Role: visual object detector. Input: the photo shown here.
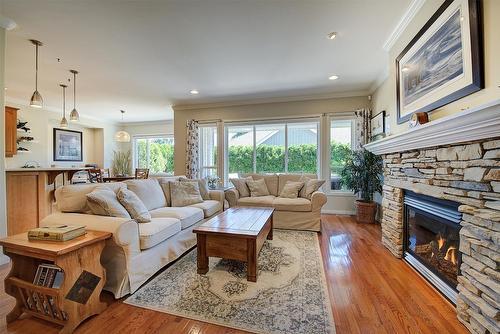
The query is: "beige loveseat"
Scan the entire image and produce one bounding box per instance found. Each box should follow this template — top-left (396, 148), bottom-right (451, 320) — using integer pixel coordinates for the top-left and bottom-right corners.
top-left (40, 176), bottom-right (224, 298)
top-left (225, 173), bottom-right (327, 232)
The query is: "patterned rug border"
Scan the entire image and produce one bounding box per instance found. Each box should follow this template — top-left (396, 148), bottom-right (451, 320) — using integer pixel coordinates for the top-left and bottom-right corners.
top-left (124, 229), bottom-right (335, 334)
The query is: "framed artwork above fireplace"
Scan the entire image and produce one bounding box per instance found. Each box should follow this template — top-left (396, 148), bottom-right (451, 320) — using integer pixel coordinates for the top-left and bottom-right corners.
top-left (396, 0), bottom-right (483, 124)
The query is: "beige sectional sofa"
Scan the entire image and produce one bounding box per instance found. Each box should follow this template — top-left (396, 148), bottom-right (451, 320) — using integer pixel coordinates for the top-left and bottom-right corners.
top-left (40, 176), bottom-right (224, 298)
top-left (225, 173), bottom-right (327, 232)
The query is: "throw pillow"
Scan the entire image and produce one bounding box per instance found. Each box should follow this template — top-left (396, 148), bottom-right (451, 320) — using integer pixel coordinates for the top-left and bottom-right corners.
top-left (230, 176), bottom-right (253, 197)
top-left (86, 187), bottom-right (131, 218)
top-left (116, 187), bottom-right (151, 223)
top-left (247, 178), bottom-right (270, 197)
top-left (180, 177), bottom-right (210, 200)
top-left (299, 176), bottom-right (326, 199)
top-left (125, 179), bottom-right (167, 211)
top-left (279, 181), bottom-right (304, 199)
top-left (170, 181), bottom-right (203, 207)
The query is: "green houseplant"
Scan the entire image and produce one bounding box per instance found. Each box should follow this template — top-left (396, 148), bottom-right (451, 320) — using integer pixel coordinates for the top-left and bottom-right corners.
top-left (340, 148), bottom-right (383, 223)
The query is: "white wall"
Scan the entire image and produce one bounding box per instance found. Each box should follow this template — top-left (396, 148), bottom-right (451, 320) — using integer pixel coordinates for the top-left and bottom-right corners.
top-left (5, 101), bottom-right (119, 169)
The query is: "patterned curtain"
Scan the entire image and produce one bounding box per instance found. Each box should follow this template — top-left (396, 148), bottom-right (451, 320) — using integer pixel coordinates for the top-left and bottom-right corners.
top-left (354, 108), bottom-right (371, 150)
top-left (185, 120), bottom-right (199, 178)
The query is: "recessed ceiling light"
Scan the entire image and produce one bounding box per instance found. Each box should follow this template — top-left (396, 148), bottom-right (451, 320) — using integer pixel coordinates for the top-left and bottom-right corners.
top-left (190, 89), bottom-right (199, 95)
top-left (327, 32), bottom-right (337, 40)
top-left (328, 75), bottom-right (339, 81)
top-left (401, 66), bottom-right (410, 72)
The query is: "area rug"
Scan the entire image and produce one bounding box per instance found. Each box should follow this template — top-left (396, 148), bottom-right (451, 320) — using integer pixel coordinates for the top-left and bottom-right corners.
top-left (125, 229), bottom-right (335, 334)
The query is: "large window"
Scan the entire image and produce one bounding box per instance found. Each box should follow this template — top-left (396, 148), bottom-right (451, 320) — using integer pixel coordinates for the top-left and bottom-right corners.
top-left (225, 120), bottom-right (319, 180)
top-left (133, 135), bottom-right (174, 175)
top-left (329, 119), bottom-right (354, 191)
top-left (199, 125), bottom-right (218, 178)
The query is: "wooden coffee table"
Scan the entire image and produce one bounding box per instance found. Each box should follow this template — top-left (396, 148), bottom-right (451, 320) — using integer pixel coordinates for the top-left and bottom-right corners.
top-left (193, 206), bottom-right (274, 282)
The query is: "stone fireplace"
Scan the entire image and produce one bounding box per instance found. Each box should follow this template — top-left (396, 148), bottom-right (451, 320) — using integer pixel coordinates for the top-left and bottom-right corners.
top-left (365, 102), bottom-right (500, 334)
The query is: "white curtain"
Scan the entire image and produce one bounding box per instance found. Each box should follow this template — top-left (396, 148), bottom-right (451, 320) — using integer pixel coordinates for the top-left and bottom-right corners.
top-left (185, 120), bottom-right (199, 178)
top-left (354, 108), bottom-right (371, 150)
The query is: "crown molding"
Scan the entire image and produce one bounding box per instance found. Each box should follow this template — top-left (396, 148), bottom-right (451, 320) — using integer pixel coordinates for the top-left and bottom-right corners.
top-left (0, 16), bottom-right (16, 30)
top-left (383, 0), bottom-right (426, 52)
top-left (364, 99), bottom-right (500, 155)
top-left (173, 90), bottom-right (370, 111)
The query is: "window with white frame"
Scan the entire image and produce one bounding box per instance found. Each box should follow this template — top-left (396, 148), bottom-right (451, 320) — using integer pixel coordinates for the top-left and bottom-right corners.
top-left (329, 119), bottom-right (354, 191)
top-left (133, 135), bottom-right (174, 175)
top-left (225, 120), bottom-right (319, 180)
top-left (199, 125), bottom-right (218, 179)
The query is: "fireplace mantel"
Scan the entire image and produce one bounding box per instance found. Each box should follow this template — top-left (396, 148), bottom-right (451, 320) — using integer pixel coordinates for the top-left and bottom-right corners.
top-left (364, 99), bottom-right (500, 155)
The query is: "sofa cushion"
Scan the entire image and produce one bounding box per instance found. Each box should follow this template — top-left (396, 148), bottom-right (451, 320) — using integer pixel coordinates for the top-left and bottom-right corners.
top-left (86, 187), bottom-right (131, 218)
top-left (230, 176), bottom-right (253, 198)
top-left (125, 179), bottom-right (167, 211)
top-left (247, 179), bottom-right (270, 197)
top-left (278, 173), bottom-right (316, 194)
top-left (156, 176), bottom-right (182, 206)
top-left (273, 197), bottom-right (312, 212)
top-left (117, 188), bottom-right (151, 223)
top-left (170, 181), bottom-right (203, 207)
top-left (56, 182), bottom-right (126, 213)
top-left (299, 176), bottom-right (326, 199)
top-left (149, 206), bottom-right (204, 229)
top-left (237, 195), bottom-right (275, 207)
top-left (138, 218), bottom-right (181, 250)
top-left (279, 181), bottom-right (304, 199)
top-left (242, 173), bottom-right (279, 196)
top-left (189, 200), bottom-right (222, 218)
top-left (180, 177), bottom-right (210, 200)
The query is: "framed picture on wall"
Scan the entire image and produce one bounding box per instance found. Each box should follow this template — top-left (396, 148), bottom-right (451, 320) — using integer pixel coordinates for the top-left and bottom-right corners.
top-left (396, 0), bottom-right (483, 124)
top-left (53, 128), bottom-right (83, 161)
top-left (371, 110), bottom-right (386, 140)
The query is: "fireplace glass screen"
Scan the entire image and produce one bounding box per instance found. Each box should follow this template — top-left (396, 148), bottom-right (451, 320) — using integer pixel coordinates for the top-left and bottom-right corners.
top-left (406, 207), bottom-right (461, 288)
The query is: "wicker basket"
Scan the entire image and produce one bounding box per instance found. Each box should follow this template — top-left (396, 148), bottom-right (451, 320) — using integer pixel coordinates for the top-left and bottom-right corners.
top-left (355, 200), bottom-right (377, 224)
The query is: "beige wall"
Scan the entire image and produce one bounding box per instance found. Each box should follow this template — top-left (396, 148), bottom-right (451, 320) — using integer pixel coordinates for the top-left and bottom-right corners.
top-left (372, 0), bottom-right (500, 135)
top-left (4, 102), bottom-right (119, 169)
top-left (0, 26), bottom-right (7, 264)
top-left (174, 95), bottom-right (370, 213)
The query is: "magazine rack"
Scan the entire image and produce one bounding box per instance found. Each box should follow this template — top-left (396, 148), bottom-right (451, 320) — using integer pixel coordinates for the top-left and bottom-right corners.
top-left (0, 230), bottom-right (111, 334)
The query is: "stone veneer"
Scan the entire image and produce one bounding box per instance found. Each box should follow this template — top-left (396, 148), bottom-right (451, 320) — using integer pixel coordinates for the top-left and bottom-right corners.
top-left (380, 137), bottom-right (500, 334)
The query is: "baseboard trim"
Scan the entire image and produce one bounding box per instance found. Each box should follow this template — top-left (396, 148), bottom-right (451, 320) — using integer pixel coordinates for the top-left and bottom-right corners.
top-left (321, 209), bottom-right (355, 215)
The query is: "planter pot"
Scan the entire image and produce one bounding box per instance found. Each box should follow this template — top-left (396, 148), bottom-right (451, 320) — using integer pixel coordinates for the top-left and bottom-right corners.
top-left (355, 200), bottom-right (377, 224)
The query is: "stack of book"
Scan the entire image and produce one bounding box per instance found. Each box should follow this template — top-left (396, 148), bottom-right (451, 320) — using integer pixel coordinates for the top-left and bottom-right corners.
top-left (28, 225), bottom-right (86, 242)
top-left (31, 264), bottom-right (67, 320)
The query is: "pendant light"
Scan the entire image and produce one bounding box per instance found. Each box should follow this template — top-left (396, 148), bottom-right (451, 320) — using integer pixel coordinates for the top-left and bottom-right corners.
top-left (59, 84), bottom-right (68, 128)
top-left (114, 110), bottom-right (131, 142)
top-left (29, 39), bottom-right (43, 108)
top-left (69, 70), bottom-right (80, 121)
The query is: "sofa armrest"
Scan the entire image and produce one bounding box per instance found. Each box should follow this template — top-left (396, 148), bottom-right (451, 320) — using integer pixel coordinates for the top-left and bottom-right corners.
top-left (310, 191), bottom-right (327, 211)
top-left (208, 190), bottom-right (225, 206)
top-left (225, 188), bottom-right (240, 207)
top-left (40, 213), bottom-right (140, 257)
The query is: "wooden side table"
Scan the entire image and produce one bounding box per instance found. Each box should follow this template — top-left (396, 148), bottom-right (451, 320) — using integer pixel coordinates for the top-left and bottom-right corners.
top-left (0, 230), bottom-right (111, 334)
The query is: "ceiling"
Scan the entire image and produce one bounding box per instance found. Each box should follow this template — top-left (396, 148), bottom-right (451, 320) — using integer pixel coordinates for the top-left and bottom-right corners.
top-left (2, 0), bottom-right (413, 122)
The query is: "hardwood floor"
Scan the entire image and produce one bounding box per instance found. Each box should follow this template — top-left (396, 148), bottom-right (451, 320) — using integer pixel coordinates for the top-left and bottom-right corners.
top-left (0, 215), bottom-right (467, 334)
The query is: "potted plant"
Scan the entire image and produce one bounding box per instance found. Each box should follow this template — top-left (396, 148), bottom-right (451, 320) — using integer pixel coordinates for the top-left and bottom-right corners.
top-left (112, 150), bottom-right (131, 177)
top-left (340, 149), bottom-right (383, 223)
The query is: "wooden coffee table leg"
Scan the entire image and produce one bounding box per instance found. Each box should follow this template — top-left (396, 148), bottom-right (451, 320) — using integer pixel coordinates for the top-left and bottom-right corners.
top-left (247, 239), bottom-right (257, 282)
top-left (267, 215), bottom-right (273, 240)
top-left (197, 234), bottom-right (209, 274)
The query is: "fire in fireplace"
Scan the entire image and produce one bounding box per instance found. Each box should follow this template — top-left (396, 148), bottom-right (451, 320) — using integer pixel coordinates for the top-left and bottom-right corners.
top-left (403, 190), bottom-right (462, 304)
